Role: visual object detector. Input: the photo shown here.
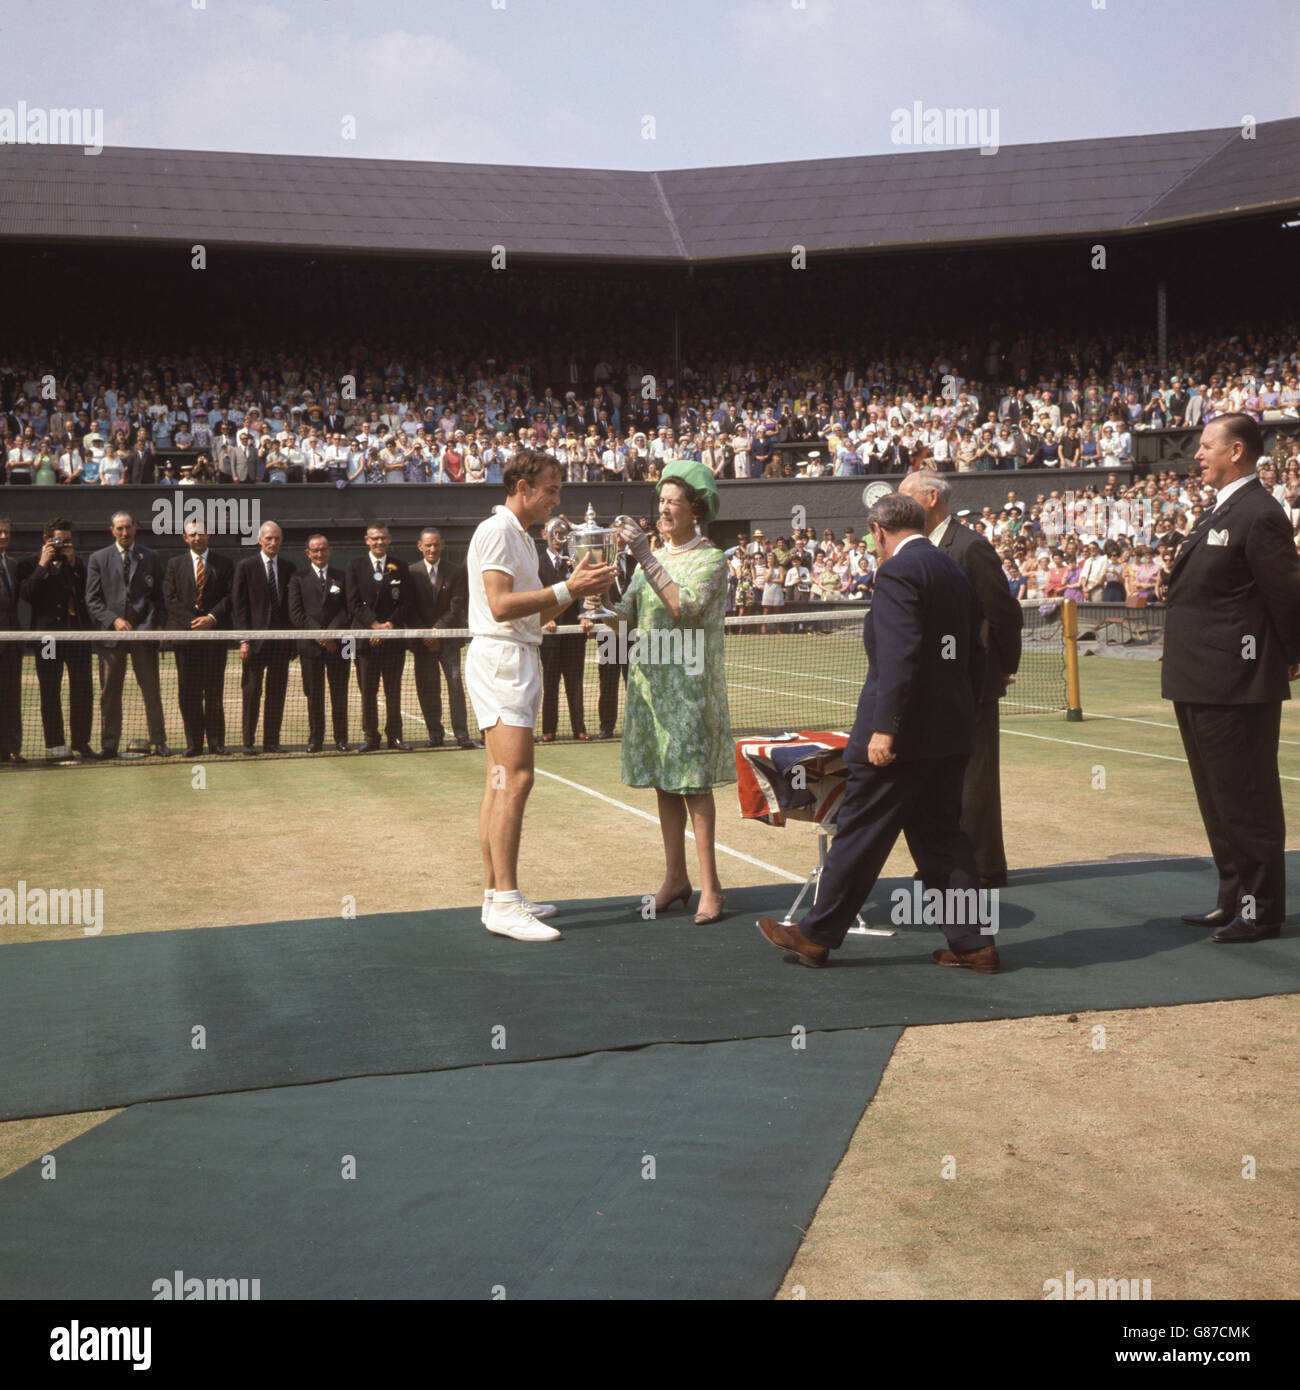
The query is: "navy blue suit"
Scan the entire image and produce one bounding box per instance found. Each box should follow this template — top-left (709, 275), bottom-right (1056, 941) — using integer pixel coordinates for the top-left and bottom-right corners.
top-left (800, 535), bottom-right (986, 951)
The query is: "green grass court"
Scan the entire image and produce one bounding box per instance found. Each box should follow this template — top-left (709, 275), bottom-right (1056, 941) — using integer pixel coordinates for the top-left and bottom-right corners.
top-left (4, 655), bottom-right (1300, 943)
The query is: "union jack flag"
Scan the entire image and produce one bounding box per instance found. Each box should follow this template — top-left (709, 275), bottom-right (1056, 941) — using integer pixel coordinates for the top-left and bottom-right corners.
top-left (735, 730), bottom-right (851, 828)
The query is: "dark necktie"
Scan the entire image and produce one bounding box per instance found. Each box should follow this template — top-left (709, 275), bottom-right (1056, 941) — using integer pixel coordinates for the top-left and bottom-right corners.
top-left (195, 554), bottom-right (205, 609)
top-left (319, 568), bottom-right (328, 593)
top-left (0, 559), bottom-right (10, 599)
top-left (267, 561), bottom-right (277, 602)
top-left (121, 548), bottom-right (131, 587)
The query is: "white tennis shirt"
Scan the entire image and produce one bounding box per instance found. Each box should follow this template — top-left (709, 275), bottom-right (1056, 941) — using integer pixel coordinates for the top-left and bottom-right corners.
top-left (467, 504), bottom-right (544, 645)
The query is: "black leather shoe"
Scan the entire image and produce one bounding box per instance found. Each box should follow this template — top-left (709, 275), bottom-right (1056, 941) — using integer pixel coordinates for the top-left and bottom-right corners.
top-left (457, 737), bottom-right (482, 750)
top-left (209, 744), bottom-right (230, 756)
top-left (306, 741), bottom-right (322, 753)
top-left (99, 749), bottom-right (119, 760)
top-left (387, 737), bottom-right (411, 751)
top-left (241, 745), bottom-right (259, 756)
top-left (359, 738), bottom-right (380, 752)
top-left (73, 743), bottom-right (96, 759)
top-left (335, 740), bottom-right (352, 752)
top-left (1210, 917), bottom-right (1282, 944)
top-left (1181, 907), bottom-right (1234, 928)
top-left (181, 746), bottom-right (202, 759)
top-left (428, 736), bottom-right (445, 748)
top-left (151, 743), bottom-right (172, 757)
top-left (263, 744), bottom-right (288, 754)
top-left (2, 752), bottom-right (26, 764)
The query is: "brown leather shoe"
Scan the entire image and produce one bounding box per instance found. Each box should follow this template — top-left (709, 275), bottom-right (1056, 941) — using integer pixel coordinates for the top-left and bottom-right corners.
top-left (757, 916), bottom-right (829, 968)
top-left (932, 944), bottom-right (1000, 974)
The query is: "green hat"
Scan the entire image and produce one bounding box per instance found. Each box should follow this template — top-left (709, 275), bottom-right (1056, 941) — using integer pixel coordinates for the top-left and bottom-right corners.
top-left (657, 458), bottom-right (719, 523)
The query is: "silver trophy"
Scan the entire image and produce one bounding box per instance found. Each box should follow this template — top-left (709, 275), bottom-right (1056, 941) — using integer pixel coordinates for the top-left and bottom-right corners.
top-left (544, 504), bottom-right (631, 621)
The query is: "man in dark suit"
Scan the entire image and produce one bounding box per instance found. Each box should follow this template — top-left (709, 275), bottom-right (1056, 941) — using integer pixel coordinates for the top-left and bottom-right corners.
top-left (126, 445), bottom-right (156, 486)
top-left (163, 519), bottom-right (234, 757)
top-left (20, 517), bottom-right (95, 760)
top-left (885, 434), bottom-right (911, 473)
top-left (538, 537), bottom-right (589, 741)
top-left (901, 471), bottom-right (1023, 886)
top-left (758, 492), bottom-right (996, 972)
top-left (1164, 414), bottom-right (1300, 943)
top-left (405, 527), bottom-right (476, 749)
top-left (232, 520), bottom-right (297, 753)
top-left (85, 511), bottom-right (170, 758)
top-left (288, 533), bottom-right (352, 752)
top-left (0, 516), bottom-right (24, 762)
top-left (346, 522), bottom-right (410, 751)
top-left (596, 542), bottom-right (636, 738)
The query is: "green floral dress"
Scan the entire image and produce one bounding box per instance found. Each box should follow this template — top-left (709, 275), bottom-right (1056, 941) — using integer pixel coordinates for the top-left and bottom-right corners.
top-left (613, 543), bottom-right (735, 795)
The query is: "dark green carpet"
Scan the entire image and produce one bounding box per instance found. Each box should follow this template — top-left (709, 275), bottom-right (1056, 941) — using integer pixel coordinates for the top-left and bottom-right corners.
top-left (3, 856), bottom-right (1298, 1121)
top-left (0, 1030), bottom-right (898, 1300)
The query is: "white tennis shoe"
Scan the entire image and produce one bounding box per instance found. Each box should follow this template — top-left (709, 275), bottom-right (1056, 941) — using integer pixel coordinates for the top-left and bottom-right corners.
top-left (485, 901), bottom-right (562, 942)
top-left (481, 891), bottom-right (558, 925)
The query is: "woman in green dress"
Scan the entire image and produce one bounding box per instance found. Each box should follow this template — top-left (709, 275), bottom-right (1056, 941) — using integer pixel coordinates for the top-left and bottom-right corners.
top-left (604, 460), bottom-right (734, 924)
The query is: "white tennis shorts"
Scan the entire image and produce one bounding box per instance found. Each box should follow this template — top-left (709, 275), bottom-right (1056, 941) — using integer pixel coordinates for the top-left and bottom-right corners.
top-left (465, 636), bottom-right (542, 731)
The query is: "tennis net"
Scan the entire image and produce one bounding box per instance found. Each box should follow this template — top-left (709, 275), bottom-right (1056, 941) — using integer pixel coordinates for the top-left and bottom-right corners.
top-left (0, 602), bottom-right (1073, 763)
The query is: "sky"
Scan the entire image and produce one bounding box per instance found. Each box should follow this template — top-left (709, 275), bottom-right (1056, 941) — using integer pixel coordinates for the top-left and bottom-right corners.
top-left (0, 0), bottom-right (1296, 169)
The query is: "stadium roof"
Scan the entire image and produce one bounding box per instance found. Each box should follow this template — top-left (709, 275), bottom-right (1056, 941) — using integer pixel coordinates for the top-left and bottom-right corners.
top-left (1, 117), bottom-right (1297, 265)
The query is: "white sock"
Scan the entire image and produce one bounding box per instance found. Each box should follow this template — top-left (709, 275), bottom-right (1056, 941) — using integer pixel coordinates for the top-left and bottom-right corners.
top-left (494, 889), bottom-right (522, 909)
top-left (483, 889), bottom-right (495, 905)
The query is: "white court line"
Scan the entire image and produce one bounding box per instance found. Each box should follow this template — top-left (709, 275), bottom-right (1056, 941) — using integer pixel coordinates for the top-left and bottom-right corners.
top-left (1087, 711), bottom-right (1300, 748)
top-left (534, 768), bottom-right (804, 883)
top-left (395, 695), bottom-right (804, 879)
top-left (728, 681), bottom-right (858, 707)
top-left (1002, 727), bottom-right (1300, 783)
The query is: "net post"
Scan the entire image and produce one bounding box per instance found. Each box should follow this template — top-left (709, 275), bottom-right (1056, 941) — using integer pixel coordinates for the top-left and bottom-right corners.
top-left (1062, 599), bottom-right (1083, 721)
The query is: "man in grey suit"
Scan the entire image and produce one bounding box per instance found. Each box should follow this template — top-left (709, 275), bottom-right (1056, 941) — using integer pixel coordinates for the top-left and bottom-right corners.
top-left (234, 431), bottom-right (260, 484)
top-left (85, 511), bottom-right (170, 758)
top-left (0, 516), bottom-right (25, 762)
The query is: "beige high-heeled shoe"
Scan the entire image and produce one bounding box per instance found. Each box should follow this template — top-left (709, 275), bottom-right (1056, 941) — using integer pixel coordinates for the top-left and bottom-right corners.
top-left (694, 894), bottom-right (726, 925)
top-left (646, 884), bottom-right (692, 914)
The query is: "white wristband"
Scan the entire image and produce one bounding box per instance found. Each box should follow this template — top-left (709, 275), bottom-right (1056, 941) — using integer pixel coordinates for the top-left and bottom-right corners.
top-left (552, 582), bottom-right (572, 607)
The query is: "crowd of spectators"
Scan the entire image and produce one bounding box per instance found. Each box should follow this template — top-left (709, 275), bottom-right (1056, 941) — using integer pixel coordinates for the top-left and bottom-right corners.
top-left (3, 324), bottom-right (1298, 486)
top-left (716, 450), bottom-right (1300, 621)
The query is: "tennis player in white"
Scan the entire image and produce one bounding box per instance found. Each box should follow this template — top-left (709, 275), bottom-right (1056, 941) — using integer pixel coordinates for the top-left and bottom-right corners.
top-left (466, 449), bottom-right (615, 941)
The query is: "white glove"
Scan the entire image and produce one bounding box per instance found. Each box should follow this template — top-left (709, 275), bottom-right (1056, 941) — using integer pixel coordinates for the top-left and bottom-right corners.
top-left (617, 519), bottom-right (672, 598)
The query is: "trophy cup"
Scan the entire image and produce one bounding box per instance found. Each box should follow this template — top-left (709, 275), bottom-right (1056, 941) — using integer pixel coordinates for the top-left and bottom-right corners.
top-left (543, 504), bottom-right (631, 622)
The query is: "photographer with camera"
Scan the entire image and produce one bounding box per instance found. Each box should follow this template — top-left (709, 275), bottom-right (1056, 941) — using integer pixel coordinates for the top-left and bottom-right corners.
top-left (20, 517), bottom-right (96, 760)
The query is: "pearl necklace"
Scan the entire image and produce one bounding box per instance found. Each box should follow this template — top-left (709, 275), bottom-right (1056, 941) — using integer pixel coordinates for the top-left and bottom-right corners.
top-left (664, 534), bottom-right (705, 556)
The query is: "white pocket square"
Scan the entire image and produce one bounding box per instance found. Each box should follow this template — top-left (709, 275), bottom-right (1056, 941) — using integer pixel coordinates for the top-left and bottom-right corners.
top-left (1208, 529), bottom-right (1229, 546)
